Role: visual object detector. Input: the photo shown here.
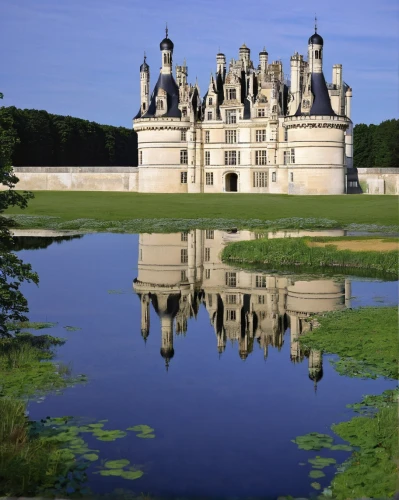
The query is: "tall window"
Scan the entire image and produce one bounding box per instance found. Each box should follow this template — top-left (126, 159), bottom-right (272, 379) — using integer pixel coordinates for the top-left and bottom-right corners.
top-left (206, 230), bottom-right (214, 239)
top-left (157, 100), bottom-right (164, 110)
top-left (255, 150), bottom-right (267, 165)
top-left (272, 105), bottom-right (277, 113)
top-left (226, 294), bottom-right (237, 304)
top-left (284, 128), bottom-right (288, 141)
top-left (255, 275), bottom-right (267, 288)
top-left (180, 150), bottom-right (188, 164)
top-left (209, 97), bottom-right (213, 105)
top-left (225, 272), bottom-right (237, 287)
top-left (291, 148), bottom-right (295, 164)
top-left (206, 172), bottom-right (214, 185)
top-left (181, 270), bottom-right (187, 281)
top-left (139, 150), bottom-right (142, 165)
top-left (226, 310), bottom-right (236, 321)
top-left (208, 293), bottom-right (213, 306)
top-left (283, 151), bottom-right (289, 165)
top-left (205, 131), bottom-right (210, 143)
top-left (256, 130), bottom-right (266, 142)
top-left (258, 295), bottom-right (265, 304)
top-left (290, 172), bottom-right (294, 182)
top-left (257, 108), bottom-right (265, 117)
top-left (181, 249), bottom-right (188, 263)
top-left (182, 107), bottom-right (187, 117)
top-left (207, 111), bottom-right (212, 120)
top-left (205, 269), bottom-right (211, 279)
top-left (253, 171), bottom-right (267, 187)
top-left (226, 110), bottom-right (237, 124)
top-left (181, 172), bottom-right (187, 184)
top-left (181, 130), bottom-right (187, 141)
top-left (181, 232), bottom-right (188, 241)
top-left (225, 151), bottom-right (238, 165)
top-left (205, 151), bottom-right (210, 166)
top-left (205, 248), bottom-right (211, 262)
top-left (225, 130), bottom-right (237, 143)
top-left (227, 89), bottom-right (236, 100)
top-left (272, 172), bottom-right (276, 182)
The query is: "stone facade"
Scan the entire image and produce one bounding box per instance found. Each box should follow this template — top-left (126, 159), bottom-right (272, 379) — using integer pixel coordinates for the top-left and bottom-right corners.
top-left (133, 25), bottom-right (353, 195)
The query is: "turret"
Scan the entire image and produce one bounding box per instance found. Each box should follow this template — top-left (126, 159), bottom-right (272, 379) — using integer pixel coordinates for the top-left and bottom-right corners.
top-left (239, 43), bottom-right (250, 69)
top-left (160, 26), bottom-right (174, 75)
top-left (216, 52), bottom-right (226, 78)
top-left (259, 47), bottom-right (268, 74)
top-left (140, 53), bottom-right (150, 115)
top-left (176, 59), bottom-right (188, 87)
top-left (308, 21), bottom-right (323, 74)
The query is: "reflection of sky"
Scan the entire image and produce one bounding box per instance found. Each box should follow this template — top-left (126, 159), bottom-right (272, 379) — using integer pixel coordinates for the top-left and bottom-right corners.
top-left (17, 234), bottom-right (397, 498)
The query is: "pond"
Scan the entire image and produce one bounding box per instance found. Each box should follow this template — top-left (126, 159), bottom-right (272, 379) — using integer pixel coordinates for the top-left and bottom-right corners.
top-left (15, 230), bottom-right (398, 499)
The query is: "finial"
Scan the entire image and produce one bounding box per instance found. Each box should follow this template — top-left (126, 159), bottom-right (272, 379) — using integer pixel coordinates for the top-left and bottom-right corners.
top-left (314, 14), bottom-right (318, 33)
top-left (165, 22), bottom-right (168, 38)
top-left (144, 51), bottom-right (146, 62)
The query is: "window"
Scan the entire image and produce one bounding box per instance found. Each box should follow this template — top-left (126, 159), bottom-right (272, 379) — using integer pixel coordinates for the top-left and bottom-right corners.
top-left (284, 129), bottom-right (288, 141)
top-left (140, 249), bottom-right (142, 261)
top-left (291, 148), bottom-right (295, 164)
top-left (206, 172), bottom-right (214, 185)
top-left (226, 294), bottom-right (237, 304)
top-left (256, 130), bottom-right (266, 142)
top-left (272, 172), bottom-right (276, 182)
top-left (209, 97), bottom-right (213, 105)
top-left (225, 151), bottom-right (237, 165)
top-left (258, 295), bottom-right (265, 304)
top-left (205, 131), bottom-right (210, 143)
top-left (349, 181), bottom-right (358, 187)
top-left (255, 275), bottom-right (267, 288)
top-left (139, 150), bottom-right (142, 165)
top-left (157, 100), bottom-right (164, 110)
top-left (227, 88), bottom-right (236, 100)
top-left (205, 269), bottom-right (211, 279)
top-left (181, 249), bottom-right (188, 263)
top-left (283, 151), bottom-right (289, 165)
top-left (226, 110), bottom-right (236, 124)
top-left (290, 172), bottom-right (294, 182)
top-left (181, 270), bottom-right (187, 281)
top-left (206, 230), bottom-right (214, 239)
top-left (257, 108), bottom-right (265, 117)
top-left (226, 310), bottom-right (236, 321)
top-left (225, 130), bottom-right (237, 143)
top-left (255, 150), bottom-right (267, 165)
top-left (205, 247), bottom-right (211, 262)
top-left (181, 130), bottom-right (187, 141)
top-left (180, 150), bottom-right (188, 164)
top-left (142, 103), bottom-right (146, 111)
top-left (208, 293), bottom-right (213, 307)
top-left (205, 151), bottom-right (210, 166)
top-left (272, 105), bottom-right (277, 113)
top-left (253, 171), bottom-right (267, 187)
top-left (225, 272), bottom-right (237, 287)
top-left (207, 111), bottom-right (212, 120)
top-left (181, 172), bottom-right (187, 184)
top-left (182, 107), bottom-right (187, 117)
top-left (181, 232), bottom-right (188, 241)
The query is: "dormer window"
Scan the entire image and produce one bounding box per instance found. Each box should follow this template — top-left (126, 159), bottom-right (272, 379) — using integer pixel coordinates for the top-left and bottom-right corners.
top-left (157, 100), bottom-right (164, 110)
top-left (227, 89), bottom-right (237, 100)
top-left (182, 107), bottom-right (187, 117)
top-left (257, 108), bottom-right (265, 117)
top-left (209, 97), bottom-right (213, 105)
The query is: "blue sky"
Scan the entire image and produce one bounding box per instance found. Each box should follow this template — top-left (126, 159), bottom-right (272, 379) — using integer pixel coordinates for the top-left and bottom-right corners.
top-left (1, 0), bottom-right (397, 127)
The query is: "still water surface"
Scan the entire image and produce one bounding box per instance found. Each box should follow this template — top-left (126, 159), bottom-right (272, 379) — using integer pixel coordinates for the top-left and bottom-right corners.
top-left (16, 232), bottom-right (398, 499)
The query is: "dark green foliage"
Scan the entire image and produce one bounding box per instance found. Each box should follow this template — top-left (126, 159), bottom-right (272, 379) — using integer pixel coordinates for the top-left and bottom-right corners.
top-left (0, 106), bottom-right (138, 166)
top-left (354, 119), bottom-right (399, 169)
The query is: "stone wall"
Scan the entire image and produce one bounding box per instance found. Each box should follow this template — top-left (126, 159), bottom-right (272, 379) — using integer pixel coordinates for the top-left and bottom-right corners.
top-left (3, 167), bottom-right (139, 192)
top-left (356, 168), bottom-right (399, 195)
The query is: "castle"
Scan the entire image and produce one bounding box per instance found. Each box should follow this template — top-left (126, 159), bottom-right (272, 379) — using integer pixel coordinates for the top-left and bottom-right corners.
top-left (133, 23), bottom-right (353, 195)
top-left (133, 229), bottom-right (353, 388)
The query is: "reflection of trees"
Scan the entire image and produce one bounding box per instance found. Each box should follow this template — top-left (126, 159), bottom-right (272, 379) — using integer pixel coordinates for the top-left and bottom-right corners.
top-left (12, 235), bottom-right (83, 251)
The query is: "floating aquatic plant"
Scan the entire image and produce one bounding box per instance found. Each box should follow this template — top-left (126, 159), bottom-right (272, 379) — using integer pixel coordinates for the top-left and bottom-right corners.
top-left (311, 482), bottom-right (321, 490)
top-left (104, 459), bottom-right (130, 469)
top-left (291, 432), bottom-right (333, 451)
top-left (309, 470), bottom-right (325, 479)
top-left (308, 456), bottom-right (337, 468)
top-left (63, 325), bottom-right (82, 332)
top-left (127, 424), bottom-right (156, 439)
top-left (92, 429), bottom-right (127, 442)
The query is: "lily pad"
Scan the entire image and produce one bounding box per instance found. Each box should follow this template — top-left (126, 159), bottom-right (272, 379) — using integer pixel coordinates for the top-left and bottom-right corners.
top-left (291, 432), bottom-right (334, 451)
top-left (308, 456), bottom-right (337, 468)
top-left (92, 430), bottom-right (127, 442)
top-left (311, 482), bottom-right (321, 490)
top-left (95, 469), bottom-right (125, 477)
top-left (104, 459), bottom-right (130, 469)
top-left (127, 425), bottom-right (154, 434)
top-left (83, 453), bottom-right (99, 462)
top-left (88, 423), bottom-right (104, 429)
top-left (121, 470), bottom-right (144, 480)
top-left (330, 444), bottom-right (353, 451)
top-left (136, 433), bottom-right (155, 439)
top-left (309, 470), bottom-right (325, 479)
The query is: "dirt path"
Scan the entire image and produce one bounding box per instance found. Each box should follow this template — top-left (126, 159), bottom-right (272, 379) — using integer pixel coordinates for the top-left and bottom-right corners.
top-left (308, 239), bottom-right (399, 252)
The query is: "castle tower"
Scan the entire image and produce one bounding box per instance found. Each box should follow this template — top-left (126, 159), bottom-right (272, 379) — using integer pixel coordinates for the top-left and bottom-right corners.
top-left (239, 43), bottom-right (251, 70)
top-left (140, 293), bottom-right (150, 342)
top-left (307, 22), bottom-right (323, 74)
top-left (176, 59), bottom-right (188, 87)
top-left (288, 52), bottom-right (303, 116)
top-left (140, 53), bottom-right (150, 116)
top-left (216, 52), bottom-right (226, 78)
top-left (259, 48), bottom-right (268, 74)
top-left (160, 26), bottom-right (174, 75)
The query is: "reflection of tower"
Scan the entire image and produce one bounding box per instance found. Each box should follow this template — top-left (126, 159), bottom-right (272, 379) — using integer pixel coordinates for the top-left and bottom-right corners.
top-left (160, 315), bottom-right (174, 371)
top-left (308, 350), bottom-right (323, 392)
top-left (140, 294), bottom-right (150, 342)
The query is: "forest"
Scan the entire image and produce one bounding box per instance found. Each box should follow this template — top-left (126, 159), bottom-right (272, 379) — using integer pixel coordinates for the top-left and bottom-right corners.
top-left (1, 107), bottom-right (397, 170)
top-left (0, 106), bottom-right (138, 167)
top-left (353, 119), bottom-right (398, 169)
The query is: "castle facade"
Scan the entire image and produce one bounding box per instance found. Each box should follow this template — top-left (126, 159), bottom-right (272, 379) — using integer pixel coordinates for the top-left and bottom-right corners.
top-left (133, 25), bottom-right (353, 195)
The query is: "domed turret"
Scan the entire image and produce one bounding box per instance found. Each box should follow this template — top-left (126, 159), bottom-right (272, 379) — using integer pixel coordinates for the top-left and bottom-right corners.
top-left (160, 37), bottom-right (174, 51)
top-left (308, 32), bottom-right (324, 46)
top-left (140, 54), bottom-right (149, 72)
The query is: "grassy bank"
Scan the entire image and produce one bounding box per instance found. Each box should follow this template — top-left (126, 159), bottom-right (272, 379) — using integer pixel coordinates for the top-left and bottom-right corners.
top-left (294, 307), bottom-right (398, 499)
top-left (221, 236), bottom-right (399, 277)
top-left (4, 192), bottom-right (399, 231)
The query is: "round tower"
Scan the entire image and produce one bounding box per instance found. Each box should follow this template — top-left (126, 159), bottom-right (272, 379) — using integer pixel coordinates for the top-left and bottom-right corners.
top-left (308, 29), bottom-right (323, 74)
top-left (140, 53), bottom-right (150, 115)
top-left (239, 43), bottom-right (250, 69)
top-left (259, 47), bottom-right (268, 74)
top-left (216, 52), bottom-right (226, 77)
top-left (160, 26), bottom-right (174, 75)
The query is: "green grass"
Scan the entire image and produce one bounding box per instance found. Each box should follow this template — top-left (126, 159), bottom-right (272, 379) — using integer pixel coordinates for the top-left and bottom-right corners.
top-left (4, 192), bottom-right (399, 230)
top-left (221, 236), bottom-right (398, 277)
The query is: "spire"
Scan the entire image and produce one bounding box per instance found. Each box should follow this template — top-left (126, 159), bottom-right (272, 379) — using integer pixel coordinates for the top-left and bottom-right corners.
top-left (314, 14), bottom-right (318, 33)
top-left (165, 22), bottom-right (168, 39)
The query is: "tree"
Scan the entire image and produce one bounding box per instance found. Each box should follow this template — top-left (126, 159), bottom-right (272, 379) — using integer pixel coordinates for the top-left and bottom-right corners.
top-left (0, 96), bottom-right (38, 337)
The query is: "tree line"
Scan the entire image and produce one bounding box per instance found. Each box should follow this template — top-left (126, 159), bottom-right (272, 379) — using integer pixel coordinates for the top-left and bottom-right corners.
top-left (0, 106), bottom-right (138, 167)
top-left (353, 119), bottom-right (398, 169)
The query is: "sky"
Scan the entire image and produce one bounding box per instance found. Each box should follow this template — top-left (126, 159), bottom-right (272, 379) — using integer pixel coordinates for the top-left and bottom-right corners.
top-left (1, 0), bottom-right (398, 128)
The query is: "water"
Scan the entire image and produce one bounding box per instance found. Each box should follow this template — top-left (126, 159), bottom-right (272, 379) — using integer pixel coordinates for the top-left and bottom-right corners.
top-left (15, 231), bottom-right (397, 499)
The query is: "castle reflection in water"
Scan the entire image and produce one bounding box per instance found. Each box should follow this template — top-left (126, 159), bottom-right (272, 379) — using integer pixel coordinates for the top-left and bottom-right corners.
top-left (133, 230), bottom-right (352, 389)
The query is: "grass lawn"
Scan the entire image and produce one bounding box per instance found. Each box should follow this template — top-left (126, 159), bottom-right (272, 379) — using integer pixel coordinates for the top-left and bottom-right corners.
top-left (5, 192), bottom-right (399, 227)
